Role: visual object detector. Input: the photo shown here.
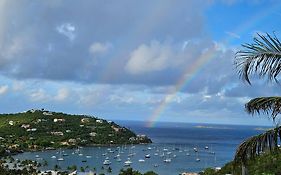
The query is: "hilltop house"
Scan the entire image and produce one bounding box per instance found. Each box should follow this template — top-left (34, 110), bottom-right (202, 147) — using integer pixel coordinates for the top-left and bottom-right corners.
top-left (89, 132), bottom-right (97, 137)
top-left (43, 111), bottom-right (53, 116)
top-left (51, 131), bottom-right (64, 136)
top-left (81, 118), bottom-right (90, 123)
top-left (53, 118), bottom-right (65, 122)
top-left (8, 121), bottom-right (14, 126)
top-left (27, 128), bottom-right (37, 132)
top-left (96, 119), bottom-right (103, 123)
top-left (21, 124), bottom-right (30, 129)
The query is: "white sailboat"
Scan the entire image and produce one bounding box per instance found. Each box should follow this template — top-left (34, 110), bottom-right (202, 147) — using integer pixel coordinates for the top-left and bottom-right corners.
top-left (196, 152), bottom-right (200, 162)
top-left (57, 149), bottom-right (64, 161)
top-left (103, 159), bottom-right (111, 165)
top-left (124, 158), bottom-right (132, 166)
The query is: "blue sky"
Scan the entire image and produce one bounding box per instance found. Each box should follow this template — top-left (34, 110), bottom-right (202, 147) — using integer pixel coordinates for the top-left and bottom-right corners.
top-left (0, 0), bottom-right (280, 126)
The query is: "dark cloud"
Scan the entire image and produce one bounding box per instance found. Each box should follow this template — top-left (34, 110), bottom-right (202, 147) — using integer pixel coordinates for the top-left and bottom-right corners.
top-left (0, 0), bottom-right (207, 85)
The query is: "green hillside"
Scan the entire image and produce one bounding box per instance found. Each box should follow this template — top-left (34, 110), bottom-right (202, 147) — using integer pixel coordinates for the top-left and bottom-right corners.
top-left (0, 109), bottom-right (151, 156)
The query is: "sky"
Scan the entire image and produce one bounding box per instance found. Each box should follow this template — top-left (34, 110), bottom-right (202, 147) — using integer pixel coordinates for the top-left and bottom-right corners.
top-left (0, 0), bottom-right (281, 126)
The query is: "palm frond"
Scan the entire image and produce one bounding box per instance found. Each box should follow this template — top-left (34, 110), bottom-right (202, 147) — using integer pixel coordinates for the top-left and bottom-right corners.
top-left (245, 97), bottom-right (281, 122)
top-left (234, 126), bottom-right (280, 165)
top-left (235, 33), bottom-right (281, 84)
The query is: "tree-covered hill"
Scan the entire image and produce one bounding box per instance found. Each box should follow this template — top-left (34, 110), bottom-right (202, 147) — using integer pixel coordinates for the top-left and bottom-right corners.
top-left (0, 109), bottom-right (151, 156)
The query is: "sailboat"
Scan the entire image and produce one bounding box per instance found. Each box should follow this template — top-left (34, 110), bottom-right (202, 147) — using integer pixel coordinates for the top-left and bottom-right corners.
top-left (57, 149), bottom-right (64, 161)
top-left (103, 159), bottom-right (111, 165)
top-left (124, 158), bottom-right (132, 166)
top-left (103, 157), bottom-right (111, 165)
top-left (195, 152), bottom-right (200, 162)
top-left (209, 144), bottom-right (215, 154)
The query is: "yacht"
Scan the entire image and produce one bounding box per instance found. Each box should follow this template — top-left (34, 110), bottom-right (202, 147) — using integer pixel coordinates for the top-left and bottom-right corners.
top-left (163, 158), bottom-right (171, 163)
top-left (124, 158), bottom-right (132, 166)
top-left (57, 157), bottom-right (64, 161)
top-left (103, 159), bottom-right (111, 165)
top-left (193, 147), bottom-right (198, 152)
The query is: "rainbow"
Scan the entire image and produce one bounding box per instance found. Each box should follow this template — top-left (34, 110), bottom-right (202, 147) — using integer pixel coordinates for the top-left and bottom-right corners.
top-left (146, 46), bottom-right (220, 127)
top-left (145, 2), bottom-right (281, 127)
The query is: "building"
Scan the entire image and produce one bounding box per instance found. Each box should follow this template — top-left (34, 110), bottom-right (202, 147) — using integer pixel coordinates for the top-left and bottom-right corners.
top-left (96, 119), bottom-right (103, 123)
top-left (89, 132), bottom-right (97, 137)
top-left (81, 118), bottom-right (90, 123)
top-left (8, 121), bottom-right (14, 126)
top-left (53, 118), bottom-right (65, 122)
top-left (51, 131), bottom-right (64, 136)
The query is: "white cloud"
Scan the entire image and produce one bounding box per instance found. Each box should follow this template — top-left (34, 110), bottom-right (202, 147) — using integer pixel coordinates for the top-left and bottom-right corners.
top-left (126, 41), bottom-right (177, 74)
top-left (29, 89), bottom-right (49, 102)
top-left (56, 23), bottom-right (76, 41)
top-left (89, 42), bottom-right (111, 55)
top-left (225, 31), bottom-right (240, 39)
top-left (54, 88), bottom-right (69, 101)
top-left (0, 85), bottom-right (8, 95)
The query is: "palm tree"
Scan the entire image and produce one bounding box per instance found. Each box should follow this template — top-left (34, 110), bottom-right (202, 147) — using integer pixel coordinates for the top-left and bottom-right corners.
top-left (234, 33), bottom-right (281, 175)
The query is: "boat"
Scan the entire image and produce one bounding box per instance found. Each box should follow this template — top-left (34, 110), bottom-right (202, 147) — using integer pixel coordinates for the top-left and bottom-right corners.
top-left (147, 147), bottom-right (152, 150)
top-left (154, 153), bottom-right (159, 156)
top-left (86, 155), bottom-right (92, 158)
top-left (103, 159), bottom-right (111, 165)
top-left (196, 152), bottom-right (200, 162)
top-left (57, 149), bottom-right (64, 161)
top-left (163, 158), bottom-right (171, 163)
top-left (116, 158), bottom-right (122, 162)
top-left (63, 153), bottom-right (68, 156)
top-left (57, 157), bottom-right (64, 161)
top-left (124, 158), bottom-right (132, 166)
top-left (145, 154), bottom-right (150, 158)
top-left (186, 153), bottom-right (190, 156)
top-left (193, 147), bottom-right (198, 152)
top-left (35, 155), bottom-right (39, 158)
top-left (51, 155), bottom-right (56, 159)
top-left (205, 146), bottom-right (209, 149)
top-left (138, 159), bottom-right (145, 162)
top-left (78, 153), bottom-right (83, 156)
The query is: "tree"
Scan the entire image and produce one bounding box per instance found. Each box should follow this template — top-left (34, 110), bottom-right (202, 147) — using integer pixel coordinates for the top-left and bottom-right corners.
top-left (234, 33), bottom-right (281, 174)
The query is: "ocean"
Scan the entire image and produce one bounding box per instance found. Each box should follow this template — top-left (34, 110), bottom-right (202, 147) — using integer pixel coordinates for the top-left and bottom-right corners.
top-left (13, 121), bottom-right (269, 175)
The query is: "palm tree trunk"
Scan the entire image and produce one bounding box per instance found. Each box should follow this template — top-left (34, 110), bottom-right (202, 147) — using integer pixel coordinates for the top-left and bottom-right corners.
top-left (242, 163), bottom-right (248, 175)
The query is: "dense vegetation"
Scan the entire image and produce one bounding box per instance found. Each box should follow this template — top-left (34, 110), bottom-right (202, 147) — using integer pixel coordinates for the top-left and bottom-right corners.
top-left (0, 109), bottom-right (151, 156)
top-left (201, 150), bottom-right (281, 175)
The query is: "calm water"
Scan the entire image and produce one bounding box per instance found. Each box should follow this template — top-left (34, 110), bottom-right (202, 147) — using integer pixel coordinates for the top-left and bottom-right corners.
top-left (13, 121), bottom-right (269, 175)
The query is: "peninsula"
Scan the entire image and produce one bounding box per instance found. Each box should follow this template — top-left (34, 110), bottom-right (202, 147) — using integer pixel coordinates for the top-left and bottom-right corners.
top-left (0, 109), bottom-right (151, 156)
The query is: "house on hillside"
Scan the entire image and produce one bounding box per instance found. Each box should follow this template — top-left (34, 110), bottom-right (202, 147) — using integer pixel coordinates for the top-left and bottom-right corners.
top-left (51, 131), bottom-right (64, 136)
top-left (8, 121), bottom-right (14, 126)
top-left (96, 119), bottom-right (103, 123)
top-left (21, 124), bottom-right (30, 129)
top-left (81, 118), bottom-right (90, 123)
top-left (53, 118), bottom-right (65, 122)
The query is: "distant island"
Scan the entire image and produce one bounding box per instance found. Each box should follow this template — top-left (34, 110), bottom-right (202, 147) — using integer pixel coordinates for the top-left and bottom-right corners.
top-left (0, 109), bottom-right (151, 156)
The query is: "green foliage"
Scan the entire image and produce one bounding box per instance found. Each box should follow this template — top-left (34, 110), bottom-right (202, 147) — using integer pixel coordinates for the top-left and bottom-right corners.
top-left (0, 109), bottom-right (151, 157)
top-left (202, 150), bottom-right (281, 175)
top-left (119, 168), bottom-right (158, 175)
